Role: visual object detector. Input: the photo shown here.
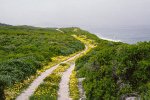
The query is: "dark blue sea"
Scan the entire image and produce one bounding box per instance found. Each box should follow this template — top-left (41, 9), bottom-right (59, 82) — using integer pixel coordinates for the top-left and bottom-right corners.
top-left (90, 26), bottom-right (150, 44)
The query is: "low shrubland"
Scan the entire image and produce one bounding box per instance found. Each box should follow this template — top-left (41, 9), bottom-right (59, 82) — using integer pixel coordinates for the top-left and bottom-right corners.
top-left (0, 25), bottom-right (86, 99)
top-left (75, 38), bottom-right (150, 99)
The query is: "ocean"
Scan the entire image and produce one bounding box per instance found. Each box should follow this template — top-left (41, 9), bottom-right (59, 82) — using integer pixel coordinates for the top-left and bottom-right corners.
top-left (90, 26), bottom-right (150, 44)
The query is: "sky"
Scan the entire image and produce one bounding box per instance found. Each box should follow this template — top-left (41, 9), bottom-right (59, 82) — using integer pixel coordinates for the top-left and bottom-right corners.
top-left (0, 0), bottom-right (150, 31)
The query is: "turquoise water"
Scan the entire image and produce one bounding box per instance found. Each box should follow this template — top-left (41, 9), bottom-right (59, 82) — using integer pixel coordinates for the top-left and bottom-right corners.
top-left (91, 26), bottom-right (150, 44)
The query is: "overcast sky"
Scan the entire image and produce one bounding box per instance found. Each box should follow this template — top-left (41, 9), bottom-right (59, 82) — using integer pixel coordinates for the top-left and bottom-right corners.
top-left (0, 0), bottom-right (150, 31)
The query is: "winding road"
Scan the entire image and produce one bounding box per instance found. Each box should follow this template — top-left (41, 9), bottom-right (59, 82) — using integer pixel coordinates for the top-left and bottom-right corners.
top-left (58, 64), bottom-right (75, 100)
top-left (16, 44), bottom-right (88, 100)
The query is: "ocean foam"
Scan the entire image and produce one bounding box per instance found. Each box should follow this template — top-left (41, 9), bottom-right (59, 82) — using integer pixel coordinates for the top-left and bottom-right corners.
top-left (99, 37), bottom-right (121, 42)
top-left (95, 33), bottom-right (121, 42)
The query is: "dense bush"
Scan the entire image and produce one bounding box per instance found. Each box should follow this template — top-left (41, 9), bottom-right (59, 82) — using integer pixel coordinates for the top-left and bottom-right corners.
top-left (0, 25), bottom-right (85, 99)
top-left (76, 37), bottom-right (150, 99)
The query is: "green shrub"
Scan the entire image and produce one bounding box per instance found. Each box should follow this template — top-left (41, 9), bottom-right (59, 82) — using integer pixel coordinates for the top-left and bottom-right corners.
top-left (0, 26), bottom-right (85, 98)
top-left (75, 38), bottom-right (150, 99)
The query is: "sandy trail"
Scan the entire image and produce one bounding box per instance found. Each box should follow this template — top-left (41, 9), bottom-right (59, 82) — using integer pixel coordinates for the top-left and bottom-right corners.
top-left (58, 64), bottom-right (75, 100)
top-left (16, 64), bottom-right (59, 100)
top-left (58, 45), bottom-right (88, 100)
top-left (16, 45), bottom-right (88, 100)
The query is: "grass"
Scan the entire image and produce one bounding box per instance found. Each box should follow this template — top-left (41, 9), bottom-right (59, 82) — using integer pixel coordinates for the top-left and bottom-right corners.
top-left (69, 71), bottom-right (80, 100)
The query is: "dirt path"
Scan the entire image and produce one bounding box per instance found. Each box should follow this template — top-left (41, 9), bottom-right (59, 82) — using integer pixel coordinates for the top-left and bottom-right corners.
top-left (58, 64), bottom-right (75, 100)
top-left (16, 64), bottom-right (59, 100)
top-left (16, 45), bottom-right (88, 100)
top-left (58, 46), bottom-right (88, 100)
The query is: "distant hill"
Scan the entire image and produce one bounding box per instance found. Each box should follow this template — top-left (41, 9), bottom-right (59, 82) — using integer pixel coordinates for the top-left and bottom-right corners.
top-left (0, 23), bottom-right (12, 26)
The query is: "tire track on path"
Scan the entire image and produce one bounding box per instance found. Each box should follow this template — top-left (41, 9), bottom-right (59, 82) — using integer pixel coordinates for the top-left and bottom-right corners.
top-left (16, 45), bottom-right (88, 100)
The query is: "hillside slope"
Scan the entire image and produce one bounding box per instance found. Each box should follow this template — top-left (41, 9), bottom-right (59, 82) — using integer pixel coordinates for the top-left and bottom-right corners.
top-left (75, 33), bottom-right (150, 99)
top-left (1, 25), bottom-right (150, 100)
top-left (0, 25), bottom-right (88, 99)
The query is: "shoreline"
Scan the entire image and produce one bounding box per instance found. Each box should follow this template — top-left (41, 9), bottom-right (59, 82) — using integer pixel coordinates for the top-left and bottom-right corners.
top-left (99, 36), bottom-right (121, 42)
top-left (93, 32), bottom-right (121, 42)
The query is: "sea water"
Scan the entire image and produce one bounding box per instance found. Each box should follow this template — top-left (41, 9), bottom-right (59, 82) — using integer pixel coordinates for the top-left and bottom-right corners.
top-left (91, 26), bottom-right (150, 44)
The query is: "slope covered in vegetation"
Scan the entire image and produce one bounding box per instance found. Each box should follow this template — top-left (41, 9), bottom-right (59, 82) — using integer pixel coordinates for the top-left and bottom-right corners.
top-left (75, 34), bottom-right (150, 99)
top-left (0, 25), bottom-right (87, 99)
top-left (1, 25), bottom-right (150, 100)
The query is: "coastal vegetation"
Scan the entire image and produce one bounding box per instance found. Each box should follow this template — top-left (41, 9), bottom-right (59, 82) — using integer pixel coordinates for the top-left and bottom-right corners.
top-left (75, 36), bottom-right (150, 99)
top-left (1, 24), bottom-right (150, 100)
top-left (25, 34), bottom-right (95, 100)
top-left (0, 25), bottom-right (85, 99)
